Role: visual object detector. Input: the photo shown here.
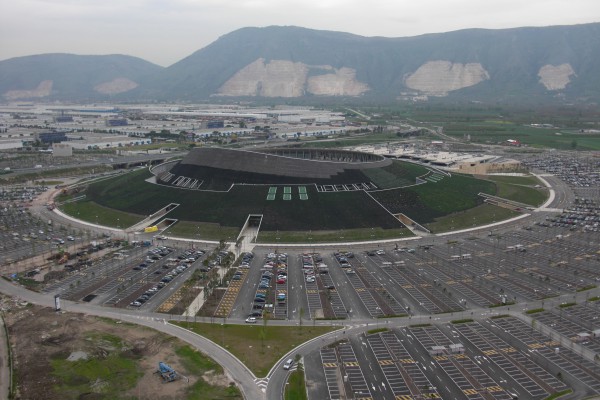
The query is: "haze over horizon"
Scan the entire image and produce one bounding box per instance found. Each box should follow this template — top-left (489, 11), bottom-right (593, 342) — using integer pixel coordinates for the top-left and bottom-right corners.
top-left (1, 0), bottom-right (598, 67)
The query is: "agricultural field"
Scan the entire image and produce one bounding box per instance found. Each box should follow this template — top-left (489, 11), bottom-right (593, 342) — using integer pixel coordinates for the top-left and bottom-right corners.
top-left (443, 121), bottom-right (600, 150)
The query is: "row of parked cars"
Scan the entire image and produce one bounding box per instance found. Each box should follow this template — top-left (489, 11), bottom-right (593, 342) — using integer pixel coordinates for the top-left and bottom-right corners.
top-left (233, 252), bottom-right (255, 282)
top-left (239, 252), bottom-right (255, 269)
top-left (246, 253), bottom-right (288, 321)
top-left (130, 284), bottom-right (164, 307)
top-left (130, 248), bottom-right (204, 307)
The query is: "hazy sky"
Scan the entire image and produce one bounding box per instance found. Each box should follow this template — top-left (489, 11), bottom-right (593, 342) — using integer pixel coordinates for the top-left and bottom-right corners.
top-left (1, 0), bottom-right (598, 67)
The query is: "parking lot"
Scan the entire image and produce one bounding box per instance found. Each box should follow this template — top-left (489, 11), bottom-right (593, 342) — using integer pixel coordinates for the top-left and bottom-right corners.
top-left (4, 149), bottom-right (600, 400)
top-left (0, 184), bottom-right (91, 267)
top-left (523, 153), bottom-right (600, 190)
top-left (305, 312), bottom-right (600, 400)
top-left (41, 243), bottom-right (209, 313)
top-left (203, 218), bottom-right (600, 325)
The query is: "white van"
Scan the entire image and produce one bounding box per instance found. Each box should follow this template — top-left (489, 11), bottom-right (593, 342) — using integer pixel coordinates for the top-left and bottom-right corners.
top-left (283, 359), bottom-right (293, 370)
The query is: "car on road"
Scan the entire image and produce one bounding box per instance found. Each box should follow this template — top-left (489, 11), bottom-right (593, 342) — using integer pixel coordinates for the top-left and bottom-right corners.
top-left (283, 359), bottom-right (293, 370)
top-left (245, 317), bottom-right (257, 324)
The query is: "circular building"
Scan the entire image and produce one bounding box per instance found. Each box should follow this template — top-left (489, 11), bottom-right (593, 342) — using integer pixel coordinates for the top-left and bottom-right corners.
top-left (154, 147), bottom-right (393, 191)
top-left (79, 147), bottom-right (496, 239)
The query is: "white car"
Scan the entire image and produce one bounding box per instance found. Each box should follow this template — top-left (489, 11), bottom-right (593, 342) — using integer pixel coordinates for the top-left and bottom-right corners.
top-left (245, 317), bottom-right (257, 324)
top-left (283, 359), bottom-right (294, 370)
top-left (306, 276), bottom-right (315, 283)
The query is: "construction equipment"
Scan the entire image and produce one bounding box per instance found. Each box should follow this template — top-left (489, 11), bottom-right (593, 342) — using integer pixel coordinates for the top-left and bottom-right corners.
top-left (156, 362), bottom-right (179, 382)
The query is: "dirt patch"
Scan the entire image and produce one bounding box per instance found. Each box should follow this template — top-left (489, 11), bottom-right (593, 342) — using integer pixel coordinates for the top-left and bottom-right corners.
top-left (2, 297), bottom-right (240, 400)
top-left (197, 288), bottom-right (226, 317)
top-left (203, 370), bottom-right (230, 387)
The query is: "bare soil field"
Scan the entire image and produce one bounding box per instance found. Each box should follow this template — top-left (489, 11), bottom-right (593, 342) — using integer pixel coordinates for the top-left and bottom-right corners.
top-left (2, 298), bottom-right (241, 400)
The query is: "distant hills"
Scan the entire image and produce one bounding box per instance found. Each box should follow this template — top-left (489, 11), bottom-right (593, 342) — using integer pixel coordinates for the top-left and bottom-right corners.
top-left (0, 54), bottom-right (161, 101)
top-left (1, 23), bottom-right (599, 104)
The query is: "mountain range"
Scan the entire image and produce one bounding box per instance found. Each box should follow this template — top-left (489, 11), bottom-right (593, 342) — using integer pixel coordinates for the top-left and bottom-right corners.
top-left (1, 23), bottom-right (599, 104)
